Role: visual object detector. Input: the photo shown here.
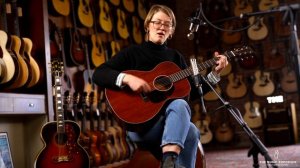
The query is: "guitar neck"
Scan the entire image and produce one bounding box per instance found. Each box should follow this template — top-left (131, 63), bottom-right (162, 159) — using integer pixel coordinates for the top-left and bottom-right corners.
top-left (10, 0), bottom-right (20, 36)
top-left (171, 49), bottom-right (237, 83)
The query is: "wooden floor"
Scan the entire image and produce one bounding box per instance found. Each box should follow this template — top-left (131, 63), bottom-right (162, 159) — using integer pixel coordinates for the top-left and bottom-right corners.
top-left (204, 144), bottom-right (300, 168)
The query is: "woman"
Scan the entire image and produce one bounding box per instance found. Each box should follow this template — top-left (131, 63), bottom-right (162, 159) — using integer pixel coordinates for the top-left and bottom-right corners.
top-left (93, 4), bottom-right (228, 168)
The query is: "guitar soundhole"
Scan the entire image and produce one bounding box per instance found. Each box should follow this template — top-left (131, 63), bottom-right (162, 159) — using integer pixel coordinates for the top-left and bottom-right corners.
top-left (153, 75), bottom-right (173, 91)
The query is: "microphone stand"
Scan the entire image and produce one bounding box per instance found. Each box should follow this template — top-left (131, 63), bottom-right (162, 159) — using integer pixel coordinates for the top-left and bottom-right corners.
top-left (199, 75), bottom-right (278, 168)
top-left (193, 74), bottom-right (207, 114)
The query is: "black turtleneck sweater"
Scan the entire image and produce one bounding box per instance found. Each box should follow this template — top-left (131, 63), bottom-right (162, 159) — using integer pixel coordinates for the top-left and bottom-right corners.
top-left (92, 41), bottom-right (209, 100)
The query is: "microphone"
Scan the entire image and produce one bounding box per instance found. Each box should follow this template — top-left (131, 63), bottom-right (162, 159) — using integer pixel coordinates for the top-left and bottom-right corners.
top-left (190, 58), bottom-right (200, 86)
top-left (190, 58), bottom-right (207, 114)
top-left (187, 8), bottom-right (203, 40)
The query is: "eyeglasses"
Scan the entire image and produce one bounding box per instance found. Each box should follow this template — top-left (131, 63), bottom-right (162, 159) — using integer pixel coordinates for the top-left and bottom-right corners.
top-left (150, 20), bottom-right (173, 29)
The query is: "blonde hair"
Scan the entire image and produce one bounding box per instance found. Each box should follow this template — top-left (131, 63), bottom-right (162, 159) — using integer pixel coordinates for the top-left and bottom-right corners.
top-left (144, 4), bottom-right (176, 40)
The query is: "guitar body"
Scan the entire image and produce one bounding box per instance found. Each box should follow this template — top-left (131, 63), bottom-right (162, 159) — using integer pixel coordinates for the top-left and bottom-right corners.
top-left (137, 0), bottom-right (147, 20)
top-left (234, 0), bottom-right (253, 17)
top-left (110, 40), bottom-right (121, 57)
top-left (132, 16), bottom-right (143, 44)
top-left (35, 121), bottom-right (90, 168)
top-left (221, 21), bottom-right (242, 45)
top-left (226, 73), bottom-right (247, 98)
top-left (122, 0), bottom-right (135, 13)
top-left (99, 0), bottom-right (113, 33)
top-left (9, 35), bottom-right (30, 88)
top-left (247, 16), bottom-right (268, 41)
top-left (48, 0), bottom-right (70, 16)
top-left (105, 61), bottom-right (191, 128)
top-left (243, 101), bottom-right (263, 129)
top-left (252, 70), bottom-right (275, 96)
top-left (280, 66), bottom-right (298, 93)
top-left (65, 28), bottom-right (85, 66)
top-left (195, 119), bottom-right (213, 144)
top-left (0, 30), bottom-right (15, 84)
top-left (110, 0), bottom-right (120, 6)
top-left (203, 84), bottom-right (222, 101)
top-left (258, 0), bottom-right (279, 11)
top-left (215, 122), bottom-right (234, 143)
top-left (117, 9), bottom-right (129, 39)
top-left (91, 34), bottom-right (105, 67)
top-left (220, 62), bottom-right (231, 76)
top-left (77, 0), bottom-right (94, 28)
top-left (263, 43), bottom-right (285, 70)
top-left (22, 38), bottom-right (40, 87)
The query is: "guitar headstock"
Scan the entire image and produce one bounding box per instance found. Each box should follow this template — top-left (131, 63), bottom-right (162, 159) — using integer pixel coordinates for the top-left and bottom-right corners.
top-left (225, 46), bottom-right (255, 60)
top-left (51, 59), bottom-right (63, 77)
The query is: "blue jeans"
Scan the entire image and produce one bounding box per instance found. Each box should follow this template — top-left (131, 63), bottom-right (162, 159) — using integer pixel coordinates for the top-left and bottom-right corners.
top-left (128, 99), bottom-right (200, 168)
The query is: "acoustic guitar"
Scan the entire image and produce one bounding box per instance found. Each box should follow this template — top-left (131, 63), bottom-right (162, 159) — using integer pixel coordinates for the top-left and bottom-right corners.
top-left (225, 60), bottom-right (247, 99)
top-left (21, 37), bottom-right (40, 87)
top-left (243, 85), bottom-right (263, 129)
top-left (7, 0), bottom-right (31, 89)
top-left (137, 0), bottom-right (147, 20)
top-left (221, 20), bottom-right (242, 45)
top-left (65, 0), bottom-right (85, 66)
top-left (90, 1), bottom-right (106, 67)
top-left (252, 69), bottom-right (275, 96)
top-left (97, 98), bottom-right (118, 165)
top-left (99, 0), bottom-right (113, 33)
top-left (34, 59), bottom-right (90, 168)
top-left (226, 72), bottom-right (247, 99)
top-left (110, 0), bottom-right (120, 6)
top-left (132, 16), bottom-right (143, 44)
top-left (214, 106), bottom-right (234, 144)
top-left (0, 0), bottom-right (17, 84)
top-left (280, 46), bottom-right (298, 93)
top-left (105, 46), bottom-right (253, 130)
top-left (252, 45), bottom-right (275, 96)
top-left (48, 0), bottom-right (70, 16)
top-left (234, 0), bottom-right (253, 17)
top-left (258, 0), bottom-right (278, 11)
top-left (263, 16), bottom-right (285, 70)
top-left (122, 0), bottom-right (135, 13)
top-left (193, 103), bottom-right (213, 144)
top-left (76, 0), bottom-right (93, 28)
top-left (247, 16), bottom-right (268, 41)
top-left (116, 8), bottom-right (129, 39)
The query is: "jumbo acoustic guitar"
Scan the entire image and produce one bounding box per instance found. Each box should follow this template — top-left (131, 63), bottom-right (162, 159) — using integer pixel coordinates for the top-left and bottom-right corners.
top-left (34, 59), bottom-right (90, 168)
top-left (105, 46), bottom-right (254, 130)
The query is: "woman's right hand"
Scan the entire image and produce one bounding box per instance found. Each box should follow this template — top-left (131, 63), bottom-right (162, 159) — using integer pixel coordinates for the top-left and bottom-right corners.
top-left (122, 74), bottom-right (151, 93)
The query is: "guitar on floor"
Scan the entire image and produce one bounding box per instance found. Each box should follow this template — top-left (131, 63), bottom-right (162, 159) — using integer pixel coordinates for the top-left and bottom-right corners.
top-left (105, 46), bottom-right (254, 130)
top-left (34, 59), bottom-right (90, 168)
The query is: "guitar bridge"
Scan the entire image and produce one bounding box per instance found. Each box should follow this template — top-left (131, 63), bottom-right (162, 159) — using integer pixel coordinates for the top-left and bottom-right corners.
top-left (52, 155), bottom-right (73, 163)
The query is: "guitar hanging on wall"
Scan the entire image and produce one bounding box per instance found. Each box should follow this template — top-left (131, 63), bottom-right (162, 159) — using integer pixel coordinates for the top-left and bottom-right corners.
top-left (34, 59), bottom-right (90, 168)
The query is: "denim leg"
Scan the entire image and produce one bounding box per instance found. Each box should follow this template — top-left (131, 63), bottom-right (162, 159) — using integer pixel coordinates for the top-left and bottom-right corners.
top-left (162, 99), bottom-right (200, 168)
top-left (177, 123), bottom-right (200, 168)
top-left (127, 99), bottom-right (200, 167)
top-left (161, 99), bottom-right (192, 148)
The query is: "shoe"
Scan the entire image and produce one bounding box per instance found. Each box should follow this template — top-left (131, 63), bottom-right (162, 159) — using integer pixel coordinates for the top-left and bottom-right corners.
top-left (161, 156), bottom-right (185, 168)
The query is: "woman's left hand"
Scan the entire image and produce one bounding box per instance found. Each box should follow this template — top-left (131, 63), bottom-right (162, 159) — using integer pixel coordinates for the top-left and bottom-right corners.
top-left (213, 52), bottom-right (228, 74)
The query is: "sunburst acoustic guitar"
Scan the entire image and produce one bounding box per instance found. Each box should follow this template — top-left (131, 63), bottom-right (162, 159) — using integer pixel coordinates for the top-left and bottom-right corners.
top-left (105, 46), bottom-right (254, 130)
top-left (34, 59), bottom-right (90, 168)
